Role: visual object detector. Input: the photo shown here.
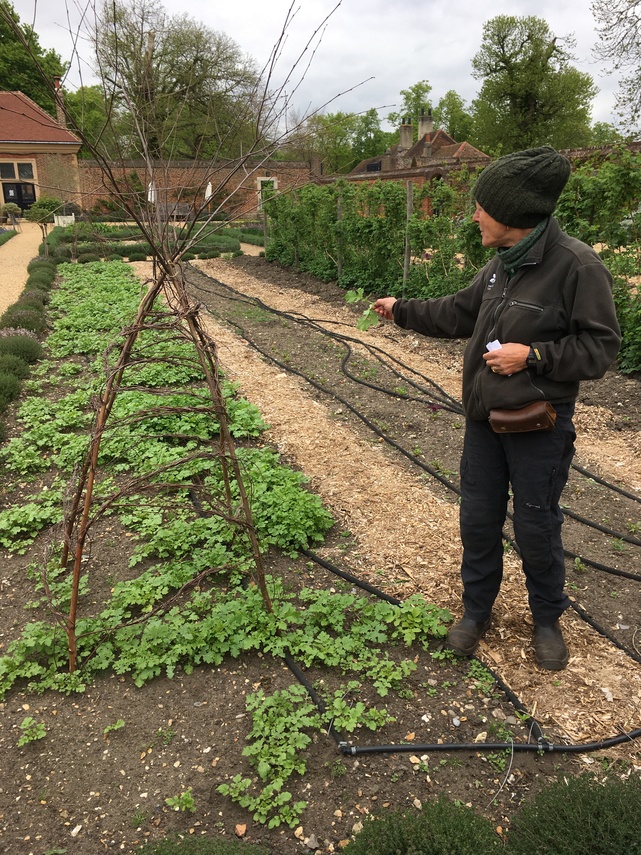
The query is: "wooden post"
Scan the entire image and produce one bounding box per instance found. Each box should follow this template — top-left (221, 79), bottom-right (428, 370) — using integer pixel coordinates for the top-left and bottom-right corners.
top-left (403, 180), bottom-right (413, 297)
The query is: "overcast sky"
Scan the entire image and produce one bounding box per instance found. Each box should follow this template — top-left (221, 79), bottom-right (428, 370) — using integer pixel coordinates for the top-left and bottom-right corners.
top-left (13, 0), bottom-right (620, 129)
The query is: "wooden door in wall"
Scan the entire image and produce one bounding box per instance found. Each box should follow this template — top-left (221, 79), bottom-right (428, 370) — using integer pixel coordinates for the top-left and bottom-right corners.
top-left (2, 182), bottom-right (36, 211)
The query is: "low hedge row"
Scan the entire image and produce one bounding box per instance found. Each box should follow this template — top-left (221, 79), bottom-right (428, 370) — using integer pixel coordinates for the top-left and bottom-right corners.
top-left (0, 258), bottom-right (52, 438)
top-left (342, 772), bottom-right (641, 855)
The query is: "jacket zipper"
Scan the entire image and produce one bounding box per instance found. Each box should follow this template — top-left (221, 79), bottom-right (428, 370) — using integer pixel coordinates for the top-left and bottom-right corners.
top-left (507, 300), bottom-right (544, 313)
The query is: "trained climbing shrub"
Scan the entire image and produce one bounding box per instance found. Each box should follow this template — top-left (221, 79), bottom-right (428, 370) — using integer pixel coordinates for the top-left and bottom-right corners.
top-left (343, 797), bottom-right (501, 855)
top-left (506, 773), bottom-right (641, 855)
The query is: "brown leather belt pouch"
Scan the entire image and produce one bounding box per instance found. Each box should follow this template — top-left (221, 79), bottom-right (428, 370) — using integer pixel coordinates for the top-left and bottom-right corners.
top-left (489, 401), bottom-right (557, 433)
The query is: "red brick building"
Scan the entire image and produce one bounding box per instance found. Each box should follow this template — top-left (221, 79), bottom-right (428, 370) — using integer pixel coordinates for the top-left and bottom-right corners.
top-left (0, 91), bottom-right (82, 212)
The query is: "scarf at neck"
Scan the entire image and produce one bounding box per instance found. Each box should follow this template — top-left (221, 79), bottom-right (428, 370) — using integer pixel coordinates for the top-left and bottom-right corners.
top-left (497, 217), bottom-right (548, 277)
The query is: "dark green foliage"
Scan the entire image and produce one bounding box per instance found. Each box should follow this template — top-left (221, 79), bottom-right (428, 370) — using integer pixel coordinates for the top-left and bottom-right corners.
top-left (77, 253), bottom-right (102, 264)
top-left (16, 294), bottom-right (45, 311)
top-left (20, 288), bottom-right (50, 306)
top-left (0, 372), bottom-right (22, 409)
top-left (0, 230), bottom-right (16, 248)
top-left (76, 241), bottom-right (105, 257)
top-left (344, 797), bottom-right (501, 854)
top-left (0, 306), bottom-right (47, 333)
top-left (25, 271), bottom-right (56, 291)
top-left (0, 355), bottom-right (30, 380)
top-left (611, 268), bottom-right (641, 374)
top-left (0, 335), bottom-right (43, 363)
top-left (0, 419), bottom-right (8, 443)
top-left (139, 836), bottom-right (271, 854)
top-left (506, 773), bottom-right (641, 855)
top-left (266, 174), bottom-right (485, 297)
top-left (556, 146), bottom-right (641, 248)
top-left (50, 246), bottom-right (73, 261)
top-left (128, 252), bottom-right (149, 262)
top-left (26, 259), bottom-right (57, 275)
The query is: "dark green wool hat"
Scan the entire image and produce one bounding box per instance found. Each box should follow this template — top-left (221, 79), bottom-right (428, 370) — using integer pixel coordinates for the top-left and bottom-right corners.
top-left (473, 146), bottom-right (571, 228)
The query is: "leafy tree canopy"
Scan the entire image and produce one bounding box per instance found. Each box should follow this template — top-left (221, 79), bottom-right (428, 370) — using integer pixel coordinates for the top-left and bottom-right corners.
top-left (470, 15), bottom-right (596, 153)
top-left (94, 0), bottom-right (260, 160)
top-left (387, 80), bottom-right (433, 141)
top-left (433, 90), bottom-right (474, 143)
top-left (592, 0), bottom-right (641, 130)
top-left (0, 0), bottom-right (66, 115)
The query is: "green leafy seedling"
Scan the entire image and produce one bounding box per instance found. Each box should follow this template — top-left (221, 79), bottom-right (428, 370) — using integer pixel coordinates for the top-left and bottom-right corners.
top-left (103, 718), bottom-right (125, 738)
top-left (17, 716), bottom-right (47, 746)
top-left (165, 787), bottom-right (196, 812)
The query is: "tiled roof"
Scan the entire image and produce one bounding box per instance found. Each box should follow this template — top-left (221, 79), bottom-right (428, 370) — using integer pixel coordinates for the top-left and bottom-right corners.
top-left (0, 91), bottom-right (80, 145)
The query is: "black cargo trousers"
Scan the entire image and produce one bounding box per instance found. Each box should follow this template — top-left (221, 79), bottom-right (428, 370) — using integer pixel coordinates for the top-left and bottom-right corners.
top-left (458, 403), bottom-right (575, 626)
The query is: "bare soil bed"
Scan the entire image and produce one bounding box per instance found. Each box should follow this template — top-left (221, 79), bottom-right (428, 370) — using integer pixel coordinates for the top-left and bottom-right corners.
top-left (0, 253), bottom-right (640, 855)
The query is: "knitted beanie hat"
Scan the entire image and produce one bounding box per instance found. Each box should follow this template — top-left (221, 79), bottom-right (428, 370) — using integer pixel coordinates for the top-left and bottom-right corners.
top-left (473, 146), bottom-right (571, 228)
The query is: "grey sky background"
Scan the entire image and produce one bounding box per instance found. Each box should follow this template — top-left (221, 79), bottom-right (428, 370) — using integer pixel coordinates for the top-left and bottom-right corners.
top-left (13, 0), bottom-right (620, 130)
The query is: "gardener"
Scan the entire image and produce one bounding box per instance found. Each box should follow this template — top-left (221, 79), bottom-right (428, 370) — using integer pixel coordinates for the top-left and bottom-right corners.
top-left (373, 146), bottom-right (621, 670)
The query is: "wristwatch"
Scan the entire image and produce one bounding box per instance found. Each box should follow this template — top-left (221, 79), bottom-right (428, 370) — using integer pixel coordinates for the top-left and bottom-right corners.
top-left (526, 346), bottom-right (540, 369)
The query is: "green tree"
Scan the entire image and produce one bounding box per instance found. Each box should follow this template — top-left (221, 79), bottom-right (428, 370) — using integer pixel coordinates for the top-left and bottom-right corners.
top-left (63, 85), bottom-right (125, 159)
top-left (0, 0), bottom-right (66, 115)
top-left (433, 90), bottom-right (474, 142)
top-left (351, 109), bottom-right (395, 165)
top-left (589, 121), bottom-right (626, 146)
top-left (592, 0), bottom-right (641, 129)
top-left (470, 16), bottom-right (596, 153)
top-left (301, 112), bottom-right (361, 174)
top-left (387, 80), bottom-right (433, 141)
top-left (94, 0), bottom-right (259, 160)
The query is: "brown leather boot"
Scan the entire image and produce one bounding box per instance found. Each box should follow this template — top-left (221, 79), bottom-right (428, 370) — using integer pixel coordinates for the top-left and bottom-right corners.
top-left (446, 615), bottom-right (492, 657)
top-left (533, 621), bottom-right (568, 670)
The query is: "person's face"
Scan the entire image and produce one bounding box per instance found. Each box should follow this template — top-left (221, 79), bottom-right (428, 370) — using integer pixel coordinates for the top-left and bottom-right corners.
top-left (473, 203), bottom-right (510, 248)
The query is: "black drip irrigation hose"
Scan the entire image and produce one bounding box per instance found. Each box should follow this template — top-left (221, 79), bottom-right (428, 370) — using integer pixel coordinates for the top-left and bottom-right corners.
top-left (569, 599), bottom-right (641, 665)
top-left (563, 547), bottom-right (641, 582)
top-left (187, 264), bottom-right (641, 522)
top-left (187, 267), bottom-right (464, 413)
top-left (571, 461), bottom-right (641, 504)
top-left (185, 266), bottom-right (641, 660)
top-left (300, 549), bottom-right (641, 756)
top-left (183, 402), bottom-right (641, 762)
top-left (562, 507), bottom-right (641, 547)
top-left (339, 729), bottom-right (641, 757)
top-left (233, 321), bottom-right (461, 494)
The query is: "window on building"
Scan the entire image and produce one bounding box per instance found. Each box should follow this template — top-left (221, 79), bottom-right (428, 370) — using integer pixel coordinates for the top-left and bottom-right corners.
top-left (18, 163), bottom-right (34, 180)
top-left (1, 160), bottom-right (37, 211)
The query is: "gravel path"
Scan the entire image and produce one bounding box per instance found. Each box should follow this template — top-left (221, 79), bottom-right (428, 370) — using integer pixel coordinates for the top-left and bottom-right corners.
top-left (0, 222), bottom-right (43, 315)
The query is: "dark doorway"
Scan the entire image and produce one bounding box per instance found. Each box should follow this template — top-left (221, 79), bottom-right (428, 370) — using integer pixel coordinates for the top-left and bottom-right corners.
top-left (2, 183), bottom-right (36, 211)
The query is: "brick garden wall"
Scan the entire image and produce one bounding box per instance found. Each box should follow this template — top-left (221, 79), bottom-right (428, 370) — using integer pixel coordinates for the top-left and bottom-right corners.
top-left (78, 159), bottom-right (317, 217)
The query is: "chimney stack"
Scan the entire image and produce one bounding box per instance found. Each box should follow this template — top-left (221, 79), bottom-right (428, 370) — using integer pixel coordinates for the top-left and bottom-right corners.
top-left (52, 76), bottom-right (66, 127)
top-left (418, 108), bottom-right (434, 139)
top-left (398, 117), bottom-right (413, 150)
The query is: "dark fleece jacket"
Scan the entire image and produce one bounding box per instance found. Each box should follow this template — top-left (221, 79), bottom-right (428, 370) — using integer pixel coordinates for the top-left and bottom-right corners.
top-left (392, 218), bottom-right (621, 421)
